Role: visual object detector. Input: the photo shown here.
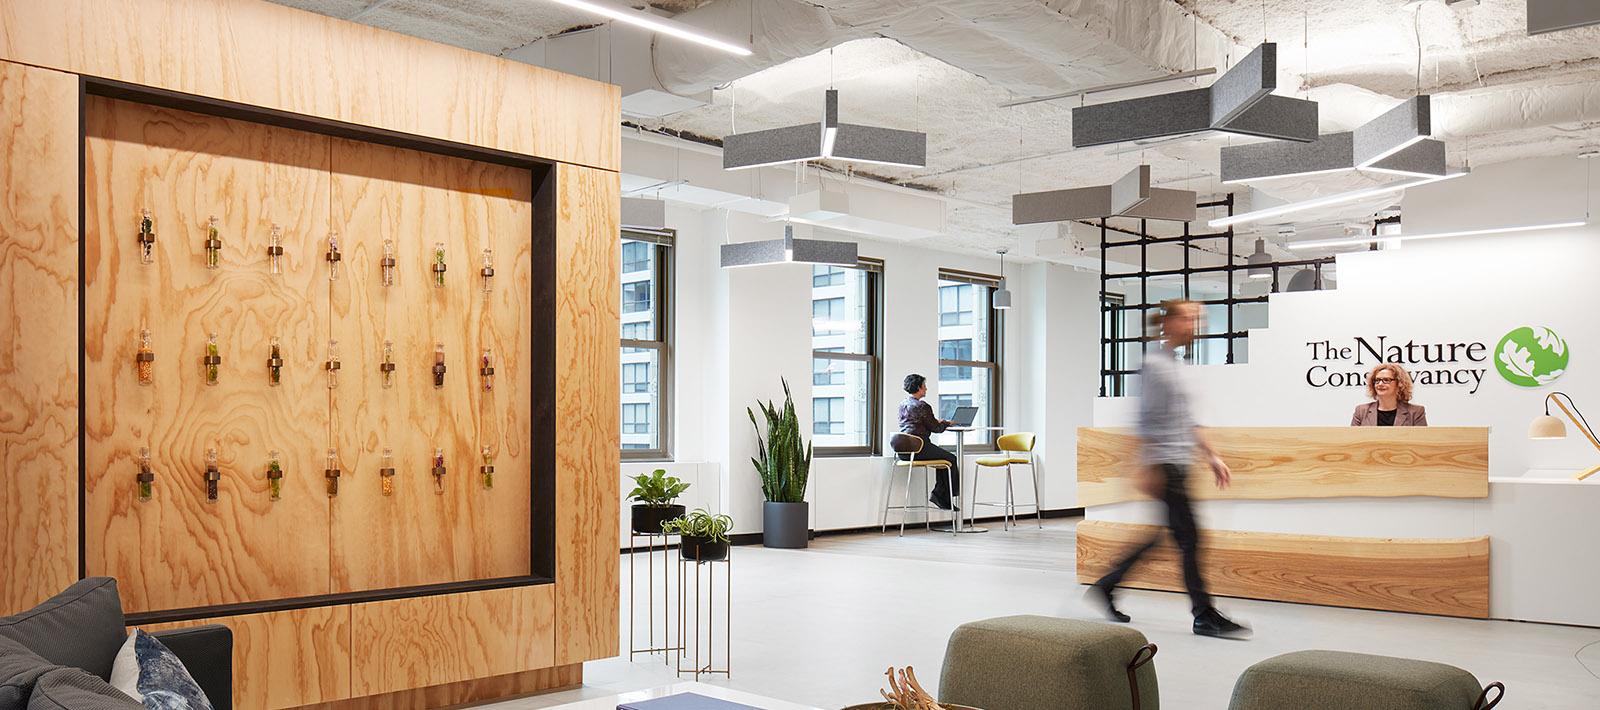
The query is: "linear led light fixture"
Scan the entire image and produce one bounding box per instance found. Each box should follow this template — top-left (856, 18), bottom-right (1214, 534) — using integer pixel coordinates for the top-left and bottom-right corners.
top-left (723, 89), bottom-right (926, 170)
top-left (998, 68), bottom-right (1218, 108)
top-left (1012, 165), bottom-right (1199, 224)
top-left (1221, 97), bottom-right (1443, 184)
top-left (1287, 220), bottom-right (1587, 250)
top-left (543, 0), bottom-right (753, 56)
top-left (720, 224), bottom-right (859, 268)
top-left (1208, 171), bottom-right (1468, 229)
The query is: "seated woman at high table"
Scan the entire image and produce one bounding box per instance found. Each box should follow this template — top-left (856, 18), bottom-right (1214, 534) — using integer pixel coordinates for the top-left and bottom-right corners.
top-left (1351, 363), bottom-right (1428, 427)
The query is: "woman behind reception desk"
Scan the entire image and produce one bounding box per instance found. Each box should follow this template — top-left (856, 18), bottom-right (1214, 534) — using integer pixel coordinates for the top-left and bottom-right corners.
top-left (1351, 363), bottom-right (1429, 426)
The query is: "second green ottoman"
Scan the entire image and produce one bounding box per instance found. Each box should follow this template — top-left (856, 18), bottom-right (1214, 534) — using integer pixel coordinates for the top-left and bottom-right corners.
top-left (939, 615), bottom-right (1158, 710)
top-left (1229, 650), bottom-right (1504, 710)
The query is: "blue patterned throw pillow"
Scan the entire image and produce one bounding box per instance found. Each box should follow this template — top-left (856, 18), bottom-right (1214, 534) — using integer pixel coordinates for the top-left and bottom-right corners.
top-left (109, 630), bottom-right (214, 710)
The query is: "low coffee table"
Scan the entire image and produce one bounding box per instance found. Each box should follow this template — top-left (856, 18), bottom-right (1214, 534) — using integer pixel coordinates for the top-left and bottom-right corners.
top-left (535, 681), bottom-right (822, 710)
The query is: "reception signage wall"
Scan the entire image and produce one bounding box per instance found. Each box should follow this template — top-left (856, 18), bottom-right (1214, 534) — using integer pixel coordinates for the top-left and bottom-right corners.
top-left (1301, 326), bottom-right (1571, 394)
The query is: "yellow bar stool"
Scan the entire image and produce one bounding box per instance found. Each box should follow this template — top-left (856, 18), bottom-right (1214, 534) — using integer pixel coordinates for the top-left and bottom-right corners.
top-left (883, 433), bottom-right (952, 537)
top-left (971, 432), bottom-right (1040, 530)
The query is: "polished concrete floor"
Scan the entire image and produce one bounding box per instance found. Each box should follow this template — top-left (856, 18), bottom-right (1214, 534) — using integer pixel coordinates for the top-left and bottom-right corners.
top-left (493, 519), bottom-right (1600, 709)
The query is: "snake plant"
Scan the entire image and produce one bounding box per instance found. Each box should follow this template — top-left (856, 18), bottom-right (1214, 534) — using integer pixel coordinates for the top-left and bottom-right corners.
top-left (748, 378), bottom-right (812, 503)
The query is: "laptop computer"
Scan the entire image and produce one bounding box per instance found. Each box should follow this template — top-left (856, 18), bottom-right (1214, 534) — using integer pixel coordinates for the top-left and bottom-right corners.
top-left (947, 405), bottom-right (980, 428)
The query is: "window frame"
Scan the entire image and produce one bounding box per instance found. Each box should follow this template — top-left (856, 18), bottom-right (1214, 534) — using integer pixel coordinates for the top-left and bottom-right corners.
top-left (620, 229), bottom-right (674, 461)
top-left (936, 268), bottom-right (1004, 452)
top-left (811, 257), bottom-right (884, 458)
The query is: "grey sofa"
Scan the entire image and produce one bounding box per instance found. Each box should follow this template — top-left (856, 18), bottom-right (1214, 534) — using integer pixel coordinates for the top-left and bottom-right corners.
top-left (1, 577), bottom-right (232, 709)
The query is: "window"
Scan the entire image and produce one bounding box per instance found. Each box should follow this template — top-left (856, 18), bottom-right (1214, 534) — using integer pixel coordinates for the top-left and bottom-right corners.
top-left (622, 403), bottom-right (650, 434)
top-left (622, 281), bottom-right (651, 314)
top-left (935, 270), bottom-right (1002, 449)
top-left (621, 232), bottom-right (673, 459)
top-left (622, 362), bottom-right (650, 394)
top-left (811, 260), bottom-right (882, 455)
top-left (812, 297), bottom-right (846, 336)
top-left (813, 397), bottom-right (845, 435)
top-left (621, 240), bottom-right (651, 274)
top-left (938, 339), bottom-right (972, 381)
top-left (813, 265), bottom-right (845, 287)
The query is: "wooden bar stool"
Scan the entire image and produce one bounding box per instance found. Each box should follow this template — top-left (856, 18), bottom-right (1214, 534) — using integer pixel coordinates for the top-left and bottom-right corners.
top-left (971, 432), bottom-right (1040, 530)
top-left (883, 433), bottom-right (950, 536)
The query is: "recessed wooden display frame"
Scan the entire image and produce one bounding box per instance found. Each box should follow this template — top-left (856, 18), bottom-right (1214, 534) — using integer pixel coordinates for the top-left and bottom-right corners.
top-left (77, 77), bottom-right (557, 626)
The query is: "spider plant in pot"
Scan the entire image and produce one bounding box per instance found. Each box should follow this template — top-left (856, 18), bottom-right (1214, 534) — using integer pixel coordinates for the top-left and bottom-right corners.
top-left (627, 469), bottom-right (689, 535)
top-left (750, 378), bottom-right (812, 549)
top-left (661, 508), bottom-right (733, 562)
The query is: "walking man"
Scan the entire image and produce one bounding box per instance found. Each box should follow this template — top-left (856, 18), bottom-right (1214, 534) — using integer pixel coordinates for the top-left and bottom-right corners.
top-left (1090, 299), bottom-right (1251, 639)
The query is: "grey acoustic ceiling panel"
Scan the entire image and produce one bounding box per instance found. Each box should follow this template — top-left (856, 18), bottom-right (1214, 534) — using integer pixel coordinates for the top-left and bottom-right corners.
top-left (620, 197), bottom-right (667, 231)
top-left (719, 224), bottom-right (858, 268)
top-left (723, 89), bottom-right (926, 170)
top-left (1220, 96), bottom-right (1443, 183)
top-left (1528, 0), bottom-right (1600, 34)
top-left (1072, 43), bottom-right (1318, 148)
top-left (1012, 165), bottom-right (1196, 224)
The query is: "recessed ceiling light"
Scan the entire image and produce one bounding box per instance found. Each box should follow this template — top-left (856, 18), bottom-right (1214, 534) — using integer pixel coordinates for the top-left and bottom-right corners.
top-left (543, 0), bottom-right (753, 56)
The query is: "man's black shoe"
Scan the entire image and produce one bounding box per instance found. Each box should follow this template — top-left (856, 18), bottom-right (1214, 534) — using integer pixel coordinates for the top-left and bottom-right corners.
top-left (1193, 608), bottom-right (1251, 639)
top-left (1088, 583), bottom-right (1130, 623)
top-left (929, 495), bottom-right (959, 511)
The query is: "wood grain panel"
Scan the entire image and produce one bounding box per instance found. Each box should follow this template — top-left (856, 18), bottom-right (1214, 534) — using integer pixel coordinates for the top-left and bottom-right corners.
top-left (327, 139), bottom-right (532, 592)
top-left (83, 96), bottom-right (332, 612)
top-left (350, 585), bottom-right (556, 696)
top-left (0, 60), bottom-right (78, 613)
top-left (1076, 519), bottom-right (1490, 618)
top-left (1077, 426), bottom-right (1490, 507)
top-left (301, 664), bottom-right (580, 710)
top-left (553, 163), bottom-right (621, 665)
top-left (0, 0), bottom-right (620, 172)
top-left (139, 605), bottom-right (352, 709)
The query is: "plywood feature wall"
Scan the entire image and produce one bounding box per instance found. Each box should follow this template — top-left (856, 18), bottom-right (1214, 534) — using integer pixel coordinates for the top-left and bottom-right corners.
top-left (1077, 426), bottom-right (1490, 507)
top-left (0, 60), bottom-right (79, 613)
top-left (140, 605), bottom-right (353, 709)
top-left (327, 138), bottom-right (532, 592)
top-left (84, 96), bottom-right (334, 613)
top-left (1076, 520), bottom-right (1491, 618)
top-left (0, 0), bottom-right (620, 172)
top-left (349, 585), bottom-right (556, 697)
top-left (553, 163), bottom-right (621, 665)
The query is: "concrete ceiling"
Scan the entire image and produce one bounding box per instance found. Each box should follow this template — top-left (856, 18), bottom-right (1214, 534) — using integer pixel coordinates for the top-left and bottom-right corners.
top-left (269, 0), bottom-right (1600, 265)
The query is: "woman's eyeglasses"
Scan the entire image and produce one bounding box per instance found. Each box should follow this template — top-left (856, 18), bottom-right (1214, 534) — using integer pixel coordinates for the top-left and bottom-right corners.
top-left (1373, 377), bottom-right (1398, 384)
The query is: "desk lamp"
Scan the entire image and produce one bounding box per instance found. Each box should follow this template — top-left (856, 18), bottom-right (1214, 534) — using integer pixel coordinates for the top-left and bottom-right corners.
top-left (1528, 392), bottom-right (1600, 481)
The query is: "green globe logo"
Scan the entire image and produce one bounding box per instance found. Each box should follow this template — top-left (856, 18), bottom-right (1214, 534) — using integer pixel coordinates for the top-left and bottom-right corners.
top-left (1495, 326), bottom-right (1569, 387)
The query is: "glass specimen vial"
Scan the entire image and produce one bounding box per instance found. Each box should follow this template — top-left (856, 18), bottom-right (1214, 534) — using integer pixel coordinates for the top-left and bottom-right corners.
top-left (137, 209), bottom-right (156, 264)
top-left (432, 342), bottom-right (446, 389)
top-left (379, 447), bottom-right (395, 496)
top-left (267, 223), bottom-right (284, 275)
top-left (432, 242), bottom-right (447, 287)
top-left (380, 239), bottom-right (396, 287)
top-left (267, 336), bottom-right (283, 386)
top-left (479, 348), bottom-right (494, 392)
top-left (136, 328), bottom-right (155, 386)
top-left (324, 448), bottom-right (340, 497)
top-left (266, 449), bottom-right (283, 501)
top-left (380, 339), bottom-right (396, 389)
top-left (136, 447), bottom-right (154, 503)
top-left (204, 447), bottom-right (220, 502)
top-left (431, 448), bottom-right (446, 494)
top-left (480, 247), bottom-right (494, 296)
top-left (204, 215), bottom-right (222, 270)
top-left (203, 332), bottom-right (221, 386)
top-left (479, 445), bottom-right (494, 490)
top-left (325, 339), bottom-right (340, 389)
top-left (326, 231), bottom-right (342, 281)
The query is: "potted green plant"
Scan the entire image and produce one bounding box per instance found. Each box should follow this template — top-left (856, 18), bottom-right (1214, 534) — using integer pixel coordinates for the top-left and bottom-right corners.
top-left (661, 508), bottom-right (733, 561)
top-left (749, 378), bottom-right (812, 549)
top-left (627, 469), bottom-right (689, 536)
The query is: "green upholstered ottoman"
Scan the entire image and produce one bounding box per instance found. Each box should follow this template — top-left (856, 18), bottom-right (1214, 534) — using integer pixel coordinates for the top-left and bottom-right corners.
top-left (939, 615), bottom-right (1158, 710)
top-left (1229, 650), bottom-right (1505, 710)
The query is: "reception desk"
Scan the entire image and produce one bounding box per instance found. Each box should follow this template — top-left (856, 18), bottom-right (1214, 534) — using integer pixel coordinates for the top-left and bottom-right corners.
top-left (1076, 427), bottom-right (1494, 619)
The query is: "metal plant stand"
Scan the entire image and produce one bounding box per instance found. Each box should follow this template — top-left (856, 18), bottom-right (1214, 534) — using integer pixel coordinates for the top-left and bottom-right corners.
top-left (628, 531), bottom-right (682, 662)
top-left (676, 553), bottom-right (731, 680)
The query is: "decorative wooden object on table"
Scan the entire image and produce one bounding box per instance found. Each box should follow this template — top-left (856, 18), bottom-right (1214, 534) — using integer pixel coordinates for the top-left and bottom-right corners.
top-left (839, 667), bottom-right (979, 710)
top-left (1075, 520), bottom-right (1491, 618)
top-left (1076, 426), bottom-right (1490, 506)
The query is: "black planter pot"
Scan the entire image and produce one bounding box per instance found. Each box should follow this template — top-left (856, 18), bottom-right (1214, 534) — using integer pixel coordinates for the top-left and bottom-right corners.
top-left (631, 504), bottom-right (685, 535)
top-left (679, 534), bottom-right (729, 562)
top-left (763, 501), bottom-right (809, 549)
